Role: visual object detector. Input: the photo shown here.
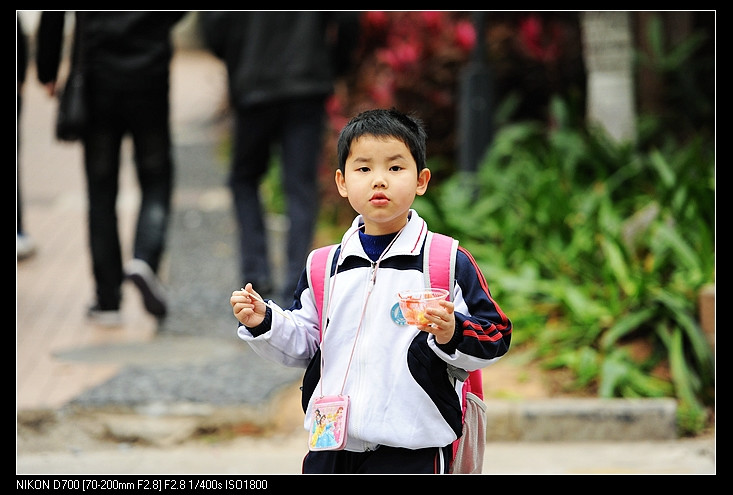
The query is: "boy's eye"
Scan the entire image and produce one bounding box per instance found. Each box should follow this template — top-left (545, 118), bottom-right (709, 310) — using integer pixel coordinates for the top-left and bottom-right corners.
top-left (357, 166), bottom-right (370, 173)
top-left (389, 165), bottom-right (403, 172)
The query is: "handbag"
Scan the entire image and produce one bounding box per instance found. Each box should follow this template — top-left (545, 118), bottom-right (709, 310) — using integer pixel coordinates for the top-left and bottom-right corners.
top-left (55, 13), bottom-right (87, 142)
top-left (308, 395), bottom-right (349, 451)
top-left (55, 69), bottom-right (87, 141)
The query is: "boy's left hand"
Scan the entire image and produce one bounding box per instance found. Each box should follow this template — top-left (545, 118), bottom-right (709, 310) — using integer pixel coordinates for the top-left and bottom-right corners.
top-left (418, 300), bottom-right (455, 345)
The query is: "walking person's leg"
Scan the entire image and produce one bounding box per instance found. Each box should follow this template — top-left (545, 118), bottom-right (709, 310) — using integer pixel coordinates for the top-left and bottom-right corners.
top-left (279, 96), bottom-right (326, 302)
top-left (124, 89), bottom-right (173, 317)
top-left (17, 92), bottom-right (36, 261)
top-left (83, 89), bottom-right (125, 325)
top-left (230, 104), bottom-right (278, 297)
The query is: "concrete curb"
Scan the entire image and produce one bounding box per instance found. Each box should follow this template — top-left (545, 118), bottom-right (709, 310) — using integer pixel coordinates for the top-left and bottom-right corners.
top-left (485, 398), bottom-right (678, 441)
top-left (18, 397), bottom-right (680, 449)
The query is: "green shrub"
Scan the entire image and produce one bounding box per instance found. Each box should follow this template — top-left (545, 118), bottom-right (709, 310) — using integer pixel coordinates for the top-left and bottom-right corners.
top-left (414, 97), bottom-right (715, 435)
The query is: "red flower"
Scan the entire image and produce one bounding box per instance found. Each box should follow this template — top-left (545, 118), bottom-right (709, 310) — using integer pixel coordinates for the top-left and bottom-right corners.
top-left (519, 14), bottom-right (561, 62)
top-left (370, 82), bottom-right (395, 107)
top-left (422, 11), bottom-right (445, 33)
top-left (364, 11), bottom-right (389, 31)
top-left (454, 20), bottom-right (476, 53)
top-left (376, 42), bottom-right (420, 73)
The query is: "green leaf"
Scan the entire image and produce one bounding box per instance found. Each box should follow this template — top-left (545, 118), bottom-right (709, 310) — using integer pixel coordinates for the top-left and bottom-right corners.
top-left (652, 221), bottom-right (704, 276)
top-left (598, 354), bottom-right (631, 398)
top-left (649, 150), bottom-right (675, 189)
top-left (599, 236), bottom-right (637, 297)
top-left (600, 307), bottom-right (656, 351)
top-left (654, 290), bottom-right (715, 376)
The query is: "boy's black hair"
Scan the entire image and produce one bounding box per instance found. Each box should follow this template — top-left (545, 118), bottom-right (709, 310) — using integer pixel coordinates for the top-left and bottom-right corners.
top-left (337, 108), bottom-right (427, 173)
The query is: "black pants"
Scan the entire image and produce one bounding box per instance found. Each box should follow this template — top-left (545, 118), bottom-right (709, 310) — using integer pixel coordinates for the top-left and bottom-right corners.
top-left (83, 85), bottom-right (173, 310)
top-left (302, 444), bottom-right (452, 474)
top-left (230, 96), bottom-right (326, 301)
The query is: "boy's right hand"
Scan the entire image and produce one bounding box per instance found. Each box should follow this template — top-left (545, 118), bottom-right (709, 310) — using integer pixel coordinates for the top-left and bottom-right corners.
top-left (230, 283), bottom-right (267, 328)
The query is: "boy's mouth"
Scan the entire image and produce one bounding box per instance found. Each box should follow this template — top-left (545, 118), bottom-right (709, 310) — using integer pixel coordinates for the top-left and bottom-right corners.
top-left (369, 193), bottom-right (389, 205)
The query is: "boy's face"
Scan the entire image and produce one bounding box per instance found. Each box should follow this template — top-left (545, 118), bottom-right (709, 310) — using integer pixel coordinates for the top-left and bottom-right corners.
top-left (335, 135), bottom-right (430, 235)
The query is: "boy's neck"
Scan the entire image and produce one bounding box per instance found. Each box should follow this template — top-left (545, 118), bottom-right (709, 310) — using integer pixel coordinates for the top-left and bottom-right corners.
top-left (360, 213), bottom-right (411, 236)
top-left (359, 230), bottom-right (398, 262)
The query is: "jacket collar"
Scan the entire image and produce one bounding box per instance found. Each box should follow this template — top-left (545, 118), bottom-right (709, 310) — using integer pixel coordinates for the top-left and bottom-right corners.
top-left (339, 210), bottom-right (428, 262)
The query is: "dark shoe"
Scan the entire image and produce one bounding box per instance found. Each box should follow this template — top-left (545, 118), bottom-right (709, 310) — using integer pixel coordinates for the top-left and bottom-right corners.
top-left (125, 259), bottom-right (167, 317)
top-left (87, 303), bottom-right (122, 327)
top-left (17, 234), bottom-right (37, 261)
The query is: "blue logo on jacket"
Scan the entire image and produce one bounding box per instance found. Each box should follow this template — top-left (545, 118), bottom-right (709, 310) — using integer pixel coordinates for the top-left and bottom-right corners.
top-left (391, 302), bottom-right (407, 326)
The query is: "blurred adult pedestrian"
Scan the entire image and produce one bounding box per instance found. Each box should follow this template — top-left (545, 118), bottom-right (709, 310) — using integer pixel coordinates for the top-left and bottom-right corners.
top-left (200, 11), bottom-right (360, 302)
top-left (36, 11), bottom-right (186, 325)
top-left (17, 14), bottom-right (36, 261)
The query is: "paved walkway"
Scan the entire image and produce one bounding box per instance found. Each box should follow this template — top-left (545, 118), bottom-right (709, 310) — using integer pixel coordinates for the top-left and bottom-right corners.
top-left (16, 431), bottom-right (717, 475)
top-left (17, 49), bottom-right (230, 412)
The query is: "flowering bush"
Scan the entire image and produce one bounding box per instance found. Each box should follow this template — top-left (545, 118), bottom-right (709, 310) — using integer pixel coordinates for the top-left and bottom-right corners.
top-left (321, 11), bottom-right (585, 165)
top-left (326, 12), bottom-right (476, 158)
top-left (318, 12), bottom-right (585, 230)
top-left (319, 11), bottom-right (477, 228)
top-left (484, 12), bottom-right (585, 124)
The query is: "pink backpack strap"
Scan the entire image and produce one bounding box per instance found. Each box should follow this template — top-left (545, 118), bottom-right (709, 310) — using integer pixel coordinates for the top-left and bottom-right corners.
top-left (467, 370), bottom-right (484, 400)
top-left (424, 232), bottom-right (458, 300)
top-left (426, 232), bottom-right (484, 399)
top-left (306, 244), bottom-right (338, 338)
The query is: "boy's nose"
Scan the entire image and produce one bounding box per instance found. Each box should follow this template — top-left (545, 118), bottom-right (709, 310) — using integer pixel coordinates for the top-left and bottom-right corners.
top-left (372, 176), bottom-right (387, 188)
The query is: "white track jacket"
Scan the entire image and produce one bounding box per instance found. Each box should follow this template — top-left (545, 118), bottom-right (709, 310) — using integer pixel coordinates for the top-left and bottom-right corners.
top-left (237, 210), bottom-right (512, 452)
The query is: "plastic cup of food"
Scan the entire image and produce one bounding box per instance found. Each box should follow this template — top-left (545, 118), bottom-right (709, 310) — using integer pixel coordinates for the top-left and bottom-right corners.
top-left (397, 288), bottom-right (450, 326)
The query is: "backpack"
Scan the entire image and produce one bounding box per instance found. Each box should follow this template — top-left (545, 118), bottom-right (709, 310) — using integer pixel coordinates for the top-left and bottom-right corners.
top-left (307, 231), bottom-right (486, 474)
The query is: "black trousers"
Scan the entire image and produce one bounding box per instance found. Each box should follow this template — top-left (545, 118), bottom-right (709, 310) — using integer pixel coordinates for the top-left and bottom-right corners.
top-left (83, 85), bottom-right (173, 309)
top-left (302, 444), bottom-right (452, 474)
top-left (229, 96), bottom-right (326, 301)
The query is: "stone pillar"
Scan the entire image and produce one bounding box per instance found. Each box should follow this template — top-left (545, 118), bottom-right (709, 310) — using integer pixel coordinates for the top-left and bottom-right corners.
top-left (580, 11), bottom-right (636, 143)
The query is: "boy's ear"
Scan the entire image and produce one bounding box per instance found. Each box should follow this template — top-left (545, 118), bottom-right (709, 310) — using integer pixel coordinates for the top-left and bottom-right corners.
top-left (335, 169), bottom-right (349, 198)
top-left (416, 168), bottom-right (431, 196)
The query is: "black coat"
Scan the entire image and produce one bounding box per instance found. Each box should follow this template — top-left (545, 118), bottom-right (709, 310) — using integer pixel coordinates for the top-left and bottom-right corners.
top-left (36, 11), bottom-right (186, 92)
top-left (18, 15), bottom-right (27, 87)
top-left (199, 11), bottom-right (360, 108)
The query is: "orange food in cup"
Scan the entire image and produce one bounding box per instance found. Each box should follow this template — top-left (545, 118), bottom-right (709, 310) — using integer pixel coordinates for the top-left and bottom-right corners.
top-left (397, 288), bottom-right (449, 326)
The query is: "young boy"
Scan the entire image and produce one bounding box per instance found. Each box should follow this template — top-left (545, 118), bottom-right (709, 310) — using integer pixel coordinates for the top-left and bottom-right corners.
top-left (230, 108), bottom-right (512, 474)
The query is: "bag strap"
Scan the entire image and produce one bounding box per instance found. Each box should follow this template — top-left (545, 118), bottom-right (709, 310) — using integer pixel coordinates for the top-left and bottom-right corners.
top-left (427, 232), bottom-right (485, 401)
top-left (307, 244), bottom-right (339, 338)
top-left (423, 232), bottom-right (458, 300)
top-left (425, 233), bottom-right (470, 378)
top-left (308, 233), bottom-right (484, 400)
top-left (310, 233), bottom-right (459, 334)
top-left (311, 233), bottom-right (458, 327)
